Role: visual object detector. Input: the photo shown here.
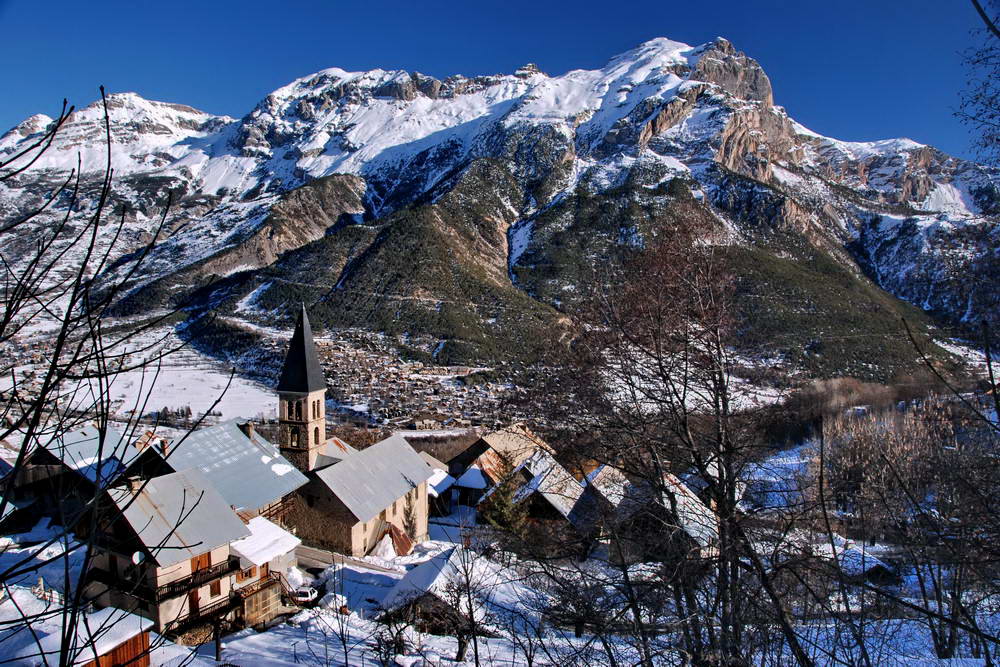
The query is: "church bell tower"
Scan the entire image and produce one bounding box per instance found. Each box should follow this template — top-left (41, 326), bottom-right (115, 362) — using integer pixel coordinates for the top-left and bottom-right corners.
top-left (277, 304), bottom-right (327, 472)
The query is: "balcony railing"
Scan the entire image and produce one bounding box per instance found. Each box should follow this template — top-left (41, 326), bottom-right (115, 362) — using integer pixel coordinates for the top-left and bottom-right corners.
top-left (155, 557), bottom-right (240, 601)
top-left (87, 556), bottom-right (241, 603)
top-left (235, 571), bottom-right (282, 599)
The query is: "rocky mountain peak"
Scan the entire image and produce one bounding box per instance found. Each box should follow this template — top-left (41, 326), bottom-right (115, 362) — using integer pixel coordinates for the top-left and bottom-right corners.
top-left (2, 36), bottom-right (997, 376)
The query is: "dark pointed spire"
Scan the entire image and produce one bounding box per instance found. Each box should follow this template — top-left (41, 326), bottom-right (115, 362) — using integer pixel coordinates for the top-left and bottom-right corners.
top-left (277, 304), bottom-right (326, 393)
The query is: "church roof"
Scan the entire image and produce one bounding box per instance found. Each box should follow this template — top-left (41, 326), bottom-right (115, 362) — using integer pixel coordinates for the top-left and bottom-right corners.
top-left (314, 433), bottom-right (434, 523)
top-left (277, 304), bottom-right (326, 393)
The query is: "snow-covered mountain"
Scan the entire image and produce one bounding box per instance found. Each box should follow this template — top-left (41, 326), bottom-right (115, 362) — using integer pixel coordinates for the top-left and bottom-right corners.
top-left (1, 37), bottom-right (996, 379)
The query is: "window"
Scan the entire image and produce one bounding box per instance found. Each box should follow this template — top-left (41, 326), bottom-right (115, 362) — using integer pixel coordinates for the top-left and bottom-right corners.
top-left (210, 580), bottom-right (221, 597)
top-left (314, 426), bottom-right (320, 445)
top-left (236, 566), bottom-right (257, 583)
top-left (291, 430), bottom-right (299, 447)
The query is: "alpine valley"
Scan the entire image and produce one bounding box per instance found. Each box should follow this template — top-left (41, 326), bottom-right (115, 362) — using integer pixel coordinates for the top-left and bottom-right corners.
top-left (2, 37), bottom-right (997, 382)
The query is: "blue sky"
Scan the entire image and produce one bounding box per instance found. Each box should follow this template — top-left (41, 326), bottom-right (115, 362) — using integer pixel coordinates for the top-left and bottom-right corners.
top-left (0, 0), bottom-right (987, 159)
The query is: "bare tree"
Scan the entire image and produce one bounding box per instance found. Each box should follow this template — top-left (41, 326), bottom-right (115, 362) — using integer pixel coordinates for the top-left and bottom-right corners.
top-left (0, 90), bottom-right (229, 665)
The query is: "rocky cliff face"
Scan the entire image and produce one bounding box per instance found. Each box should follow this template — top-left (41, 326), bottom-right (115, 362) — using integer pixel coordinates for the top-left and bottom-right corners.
top-left (1, 36), bottom-right (996, 379)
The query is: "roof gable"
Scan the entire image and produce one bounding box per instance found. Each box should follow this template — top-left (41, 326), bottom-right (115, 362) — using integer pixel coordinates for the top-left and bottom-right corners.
top-left (314, 433), bottom-right (433, 523)
top-left (37, 425), bottom-right (143, 488)
top-left (159, 419), bottom-right (308, 512)
top-left (110, 468), bottom-right (250, 568)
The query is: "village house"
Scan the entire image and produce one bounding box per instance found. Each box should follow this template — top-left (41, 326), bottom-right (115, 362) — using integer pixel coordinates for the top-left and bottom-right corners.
top-left (86, 468), bottom-right (300, 635)
top-left (449, 424), bottom-right (554, 506)
top-left (379, 545), bottom-right (530, 640)
top-left (419, 451), bottom-right (456, 516)
top-left (277, 306), bottom-right (434, 557)
top-left (4, 424), bottom-right (167, 526)
top-left (479, 448), bottom-right (588, 529)
top-left (1, 585), bottom-right (154, 667)
top-left (584, 464), bottom-right (719, 563)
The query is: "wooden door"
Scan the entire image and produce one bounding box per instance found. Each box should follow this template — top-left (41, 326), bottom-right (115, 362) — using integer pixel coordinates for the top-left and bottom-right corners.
top-left (260, 562), bottom-right (269, 578)
top-left (190, 552), bottom-right (210, 572)
top-left (188, 589), bottom-right (200, 618)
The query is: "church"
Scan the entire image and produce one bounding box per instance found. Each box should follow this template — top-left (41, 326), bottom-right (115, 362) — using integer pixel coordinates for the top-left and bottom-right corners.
top-left (277, 305), bottom-right (433, 557)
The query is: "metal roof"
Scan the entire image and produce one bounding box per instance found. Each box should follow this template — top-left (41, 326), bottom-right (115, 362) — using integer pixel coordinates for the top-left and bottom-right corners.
top-left (662, 473), bottom-right (719, 549)
top-left (480, 449), bottom-right (588, 527)
top-left (37, 425), bottom-right (143, 488)
top-left (315, 433), bottom-right (434, 523)
top-left (158, 419), bottom-right (307, 512)
top-left (109, 468), bottom-right (250, 568)
top-left (585, 465), bottom-right (719, 547)
top-left (480, 425), bottom-right (553, 460)
top-left (276, 304), bottom-right (326, 393)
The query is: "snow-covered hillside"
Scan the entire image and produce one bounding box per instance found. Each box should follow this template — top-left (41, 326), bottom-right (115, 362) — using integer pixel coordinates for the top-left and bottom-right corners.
top-left (1, 36), bottom-right (996, 375)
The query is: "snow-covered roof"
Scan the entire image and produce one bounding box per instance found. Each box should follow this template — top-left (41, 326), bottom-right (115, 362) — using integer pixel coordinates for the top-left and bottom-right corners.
top-left (159, 419), bottom-right (307, 512)
top-left (512, 450), bottom-right (586, 521)
top-left (36, 425), bottom-right (144, 488)
top-left (314, 433), bottom-right (434, 523)
top-left (662, 473), bottom-right (718, 549)
top-left (454, 465), bottom-right (488, 490)
top-left (230, 516), bottom-right (301, 567)
top-left (584, 465), bottom-right (718, 547)
top-left (0, 586), bottom-right (153, 665)
top-left (109, 468), bottom-right (250, 568)
top-left (427, 468), bottom-right (456, 498)
top-left (380, 546), bottom-right (530, 623)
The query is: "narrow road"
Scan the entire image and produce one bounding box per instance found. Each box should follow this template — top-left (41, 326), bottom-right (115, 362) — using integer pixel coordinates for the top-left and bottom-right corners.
top-left (294, 544), bottom-right (398, 574)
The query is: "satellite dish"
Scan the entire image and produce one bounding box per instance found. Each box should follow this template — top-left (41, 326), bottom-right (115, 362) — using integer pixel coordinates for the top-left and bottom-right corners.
top-left (131, 552), bottom-right (145, 565)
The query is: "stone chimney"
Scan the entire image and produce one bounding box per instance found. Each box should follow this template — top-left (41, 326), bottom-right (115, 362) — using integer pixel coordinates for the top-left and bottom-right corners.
top-left (127, 477), bottom-right (143, 494)
top-left (238, 421), bottom-right (255, 440)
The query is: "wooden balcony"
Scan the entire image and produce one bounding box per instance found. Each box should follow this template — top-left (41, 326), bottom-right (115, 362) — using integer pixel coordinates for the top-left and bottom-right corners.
top-left (87, 557), bottom-right (241, 603)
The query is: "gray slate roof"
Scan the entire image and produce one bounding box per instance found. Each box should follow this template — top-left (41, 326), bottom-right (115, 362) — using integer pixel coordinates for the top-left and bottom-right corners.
top-left (277, 304), bottom-right (326, 393)
top-left (159, 420), bottom-right (307, 512)
top-left (110, 468), bottom-right (250, 568)
top-left (37, 425), bottom-right (143, 488)
top-left (315, 433), bottom-right (434, 523)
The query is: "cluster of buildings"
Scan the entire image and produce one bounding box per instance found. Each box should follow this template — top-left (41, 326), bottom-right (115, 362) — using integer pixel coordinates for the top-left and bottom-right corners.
top-left (252, 326), bottom-right (508, 427)
top-left (0, 305), bottom-right (721, 661)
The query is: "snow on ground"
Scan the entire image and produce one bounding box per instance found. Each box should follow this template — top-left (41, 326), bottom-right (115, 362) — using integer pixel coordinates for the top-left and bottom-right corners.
top-left (67, 326), bottom-right (276, 421)
top-left (936, 338), bottom-right (991, 375)
top-left (742, 440), bottom-right (814, 512)
top-left (0, 519), bottom-right (85, 592)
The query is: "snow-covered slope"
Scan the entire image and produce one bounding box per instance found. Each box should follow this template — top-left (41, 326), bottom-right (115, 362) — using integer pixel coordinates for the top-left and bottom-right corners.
top-left (1, 36), bottom-right (996, 376)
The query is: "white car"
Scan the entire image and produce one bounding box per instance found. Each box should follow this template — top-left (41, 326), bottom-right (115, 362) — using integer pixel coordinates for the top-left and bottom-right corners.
top-left (290, 586), bottom-right (319, 604)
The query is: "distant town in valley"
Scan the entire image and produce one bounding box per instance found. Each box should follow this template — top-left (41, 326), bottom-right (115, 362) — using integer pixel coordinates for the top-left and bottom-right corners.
top-left (2, 3), bottom-right (1000, 665)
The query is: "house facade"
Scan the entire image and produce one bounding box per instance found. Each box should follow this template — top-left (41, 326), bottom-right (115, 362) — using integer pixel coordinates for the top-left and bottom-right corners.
top-left (86, 469), bottom-right (300, 636)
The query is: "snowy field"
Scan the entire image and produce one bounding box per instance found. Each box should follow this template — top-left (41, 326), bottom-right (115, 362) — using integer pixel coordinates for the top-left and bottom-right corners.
top-left (65, 326), bottom-right (276, 421)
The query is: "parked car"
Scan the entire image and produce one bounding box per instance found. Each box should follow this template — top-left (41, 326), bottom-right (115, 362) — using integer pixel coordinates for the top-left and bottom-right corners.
top-left (290, 586), bottom-right (319, 605)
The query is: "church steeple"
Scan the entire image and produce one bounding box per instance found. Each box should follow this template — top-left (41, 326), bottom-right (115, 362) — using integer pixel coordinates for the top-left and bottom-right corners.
top-left (278, 304), bottom-right (326, 393)
top-left (277, 304), bottom-right (327, 472)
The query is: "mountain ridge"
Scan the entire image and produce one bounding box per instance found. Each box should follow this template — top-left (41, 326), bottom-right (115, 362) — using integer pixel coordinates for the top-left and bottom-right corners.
top-left (1, 36), bottom-right (996, 381)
